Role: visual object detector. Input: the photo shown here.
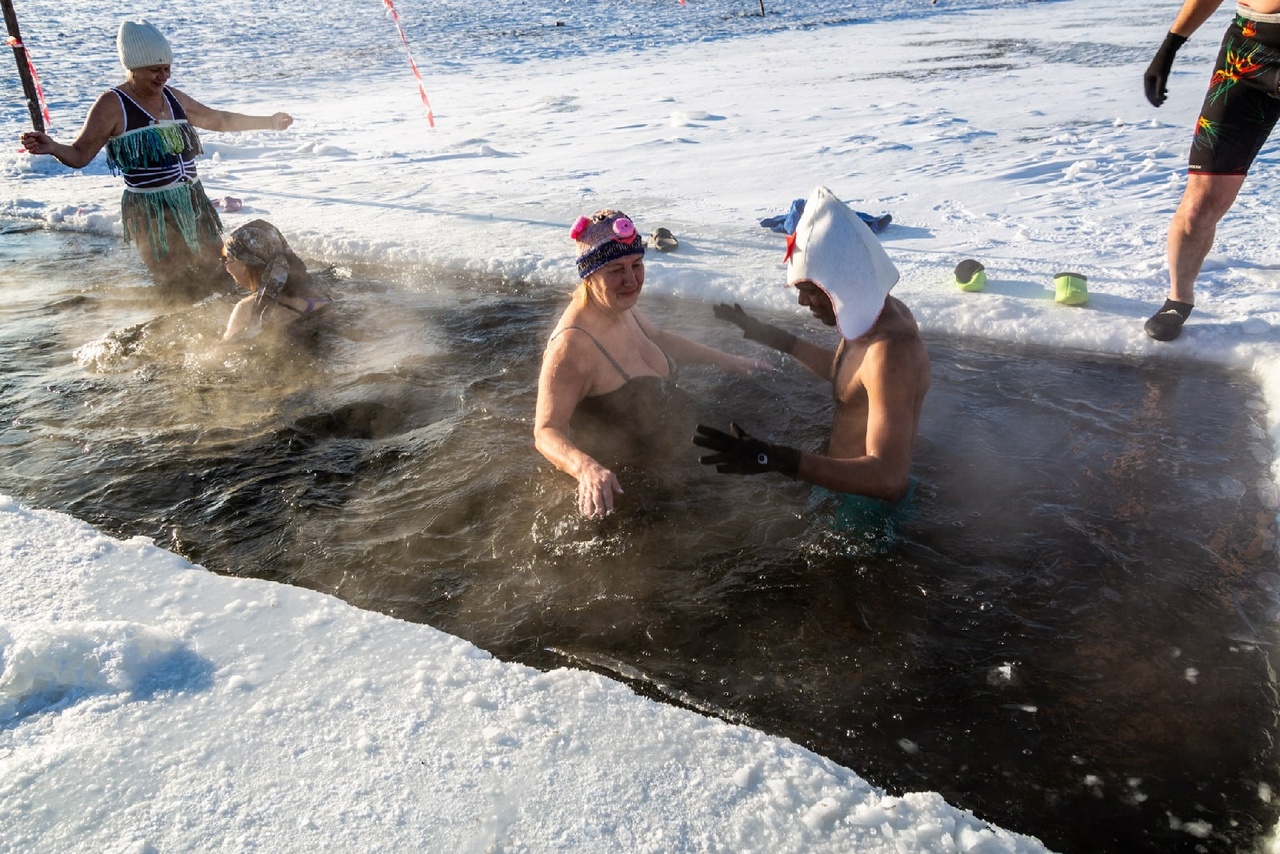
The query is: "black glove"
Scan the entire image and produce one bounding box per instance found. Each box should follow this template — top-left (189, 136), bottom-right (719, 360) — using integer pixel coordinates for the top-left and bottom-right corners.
top-left (712, 303), bottom-right (797, 354)
top-left (1144, 32), bottom-right (1187, 107)
top-left (693, 422), bottom-right (801, 478)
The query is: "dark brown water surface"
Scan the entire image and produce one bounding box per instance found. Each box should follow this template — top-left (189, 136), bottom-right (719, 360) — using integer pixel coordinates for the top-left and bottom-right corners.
top-left (2, 227), bottom-right (1278, 853)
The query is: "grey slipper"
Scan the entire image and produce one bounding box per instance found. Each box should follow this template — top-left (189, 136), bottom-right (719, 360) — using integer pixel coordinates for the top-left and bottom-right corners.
top-left (651, 227), bottom-right (678, 252)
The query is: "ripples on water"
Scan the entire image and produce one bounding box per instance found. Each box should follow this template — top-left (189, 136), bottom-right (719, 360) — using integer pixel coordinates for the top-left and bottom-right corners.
top-left (2, 227), bottom-right (1278, 853)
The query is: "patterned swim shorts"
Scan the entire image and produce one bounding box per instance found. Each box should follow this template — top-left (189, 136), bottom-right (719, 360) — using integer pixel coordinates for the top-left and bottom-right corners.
top-left (1189, 12), bottom-right (1280, 175)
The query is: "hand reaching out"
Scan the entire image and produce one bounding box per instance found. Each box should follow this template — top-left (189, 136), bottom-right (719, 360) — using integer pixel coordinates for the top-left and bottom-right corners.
top-left (693, 422), bottom-right (801, 477)
top-left (712, 303), bottom-right (797, 354)
top-left (19, 131), bottom-right (54, 155)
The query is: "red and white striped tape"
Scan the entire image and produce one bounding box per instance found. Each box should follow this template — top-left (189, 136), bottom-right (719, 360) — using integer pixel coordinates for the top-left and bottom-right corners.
top-left (6, 36), bottom-right (52, 131)
top-left (382, 0), bottom-right (435, 128)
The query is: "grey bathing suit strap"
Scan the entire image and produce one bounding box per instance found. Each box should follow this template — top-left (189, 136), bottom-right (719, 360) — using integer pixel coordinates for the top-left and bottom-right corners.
top-left (552, 325), bottom-right (633, 381)
top-left (550, 314), bottom-right (675, 383)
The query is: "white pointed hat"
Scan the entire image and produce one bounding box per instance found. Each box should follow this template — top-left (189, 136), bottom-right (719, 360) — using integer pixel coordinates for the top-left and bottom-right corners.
top-left (786, 185), bottom-right (898, 340)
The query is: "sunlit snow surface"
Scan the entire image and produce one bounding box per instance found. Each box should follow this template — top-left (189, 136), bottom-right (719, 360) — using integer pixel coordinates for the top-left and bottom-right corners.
top-left (2, 0), bottom-right (1280, 849)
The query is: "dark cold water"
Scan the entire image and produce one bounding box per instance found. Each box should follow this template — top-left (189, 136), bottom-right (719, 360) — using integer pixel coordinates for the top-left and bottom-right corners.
top-left (2, 227), bottom-right (1278, 853)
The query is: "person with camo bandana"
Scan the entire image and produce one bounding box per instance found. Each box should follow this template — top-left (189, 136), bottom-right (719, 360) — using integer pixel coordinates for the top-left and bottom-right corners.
top-left (220, 219), bottom-right (331, 341)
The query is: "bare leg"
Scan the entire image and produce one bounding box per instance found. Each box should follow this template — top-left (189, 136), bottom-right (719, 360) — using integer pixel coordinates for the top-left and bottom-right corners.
top-left (136, 236), bottom-right (192, 285)
top-left (1166, 172), bottom-right (1245, 304)
top-left (1146, 172), bottom-right (1246, 341)
top-left (133, 208), bottom-right (232, 299)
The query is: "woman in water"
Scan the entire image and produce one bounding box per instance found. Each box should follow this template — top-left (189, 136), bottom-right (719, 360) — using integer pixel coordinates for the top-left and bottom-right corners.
top-left (221, 219), bottom-right (331, 341)
top-left (535, 209), bottom-right (766, 518)
top-left (19, 20), bottom-right (293, 292)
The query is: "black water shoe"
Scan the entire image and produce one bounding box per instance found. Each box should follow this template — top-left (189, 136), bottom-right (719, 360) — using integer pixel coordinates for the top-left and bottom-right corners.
top-left (1144, 299), bottom-right (1193, 342)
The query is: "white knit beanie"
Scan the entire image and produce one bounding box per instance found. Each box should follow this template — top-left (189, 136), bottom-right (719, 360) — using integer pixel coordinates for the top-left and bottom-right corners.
top-left (786, 185), bottom-right (899, 340)
top-left (117, 21), bottom-right (172, 70)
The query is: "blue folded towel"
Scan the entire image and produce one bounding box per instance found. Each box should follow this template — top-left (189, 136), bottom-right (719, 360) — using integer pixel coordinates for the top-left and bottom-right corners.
top-left (759, 198), bottom-right (892, 235)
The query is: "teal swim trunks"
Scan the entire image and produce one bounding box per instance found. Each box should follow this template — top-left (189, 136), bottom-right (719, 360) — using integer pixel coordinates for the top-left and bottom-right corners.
top-left (810, 478), bottom-right (918, 554)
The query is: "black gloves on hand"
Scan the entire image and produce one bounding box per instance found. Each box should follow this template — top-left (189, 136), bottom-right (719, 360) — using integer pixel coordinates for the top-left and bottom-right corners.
top-left (712, 303), bottom-right (797, 354)
top-left (1144, 32), bottom-right (1187, 107)
top-left (693, 422), bottom-right (801, 478)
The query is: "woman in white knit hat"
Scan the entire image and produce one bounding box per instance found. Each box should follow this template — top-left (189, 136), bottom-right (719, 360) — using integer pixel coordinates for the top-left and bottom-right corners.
top-left (19, 21), bottom-right (294, 296)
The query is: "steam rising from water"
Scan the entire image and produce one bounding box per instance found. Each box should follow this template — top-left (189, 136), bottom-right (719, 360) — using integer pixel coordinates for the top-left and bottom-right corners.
top-left (2, 228), bottom-right (1278, 852)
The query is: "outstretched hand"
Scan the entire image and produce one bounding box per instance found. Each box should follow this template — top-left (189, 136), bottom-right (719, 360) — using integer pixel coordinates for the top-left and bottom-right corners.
top-left (712, 302), bottom-right (759, 331)
top-left (720, 353), bottom-right (773, 377)
top-left (270, 112), bottom-right (294, 131)
top-left (712, 303), bottom-right (797, 354)
top-left (693, 422), bottom-right (801, 477)
top-left (1144, 32), bottom-right (1187, 107)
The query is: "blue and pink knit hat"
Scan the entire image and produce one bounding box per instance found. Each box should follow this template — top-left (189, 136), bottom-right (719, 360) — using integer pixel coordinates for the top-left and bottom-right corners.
top-left (571, 209), bottom-right (645, 279)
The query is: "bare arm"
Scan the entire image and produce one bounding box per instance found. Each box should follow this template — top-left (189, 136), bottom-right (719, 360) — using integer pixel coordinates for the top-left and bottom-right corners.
top-left (1169, 0), bottom-right (1229, 36)
top-left (634, 312), bottom-right (768, 376)
top-left (222, 296), bottom-right (258, 341)
top-left (795, 342), bottom-right (925, 501)
top-left (170, 89), bottom-right (294, 133)
top-left (534, 332), bottom-right (624, 517)
top-left (708, 302), bottom-right (833, 379)
top-left (787, 337), bottom-right (839, 382)
top-left (19, 90), bottom-right (122, 169)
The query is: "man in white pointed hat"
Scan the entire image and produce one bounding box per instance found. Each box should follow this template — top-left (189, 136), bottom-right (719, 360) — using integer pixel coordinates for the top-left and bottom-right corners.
top-left (696, 185), bottom-right (930, 504)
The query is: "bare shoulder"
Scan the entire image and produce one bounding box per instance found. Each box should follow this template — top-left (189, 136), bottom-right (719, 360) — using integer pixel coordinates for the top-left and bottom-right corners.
top-left (542, 312), bottom-right (598, 372)
top-left (868, 300), bottom-right (927, 357)
top-left (881, 296), bottom-right (922, 335)
top-left (848, 301), bottom-right (930, 396)
top-left (90, 88), bottom-right (120, 108)
top-left (538, 317), bottom-right (601, 416)
top-left (84, 89), bottom-right (125, 129)
top-left (167, 87), bottom-right (201, 110)
top-left (167, 88), bottom-right (215, 123)
top-left (166, 87), bottom-right (196, 106)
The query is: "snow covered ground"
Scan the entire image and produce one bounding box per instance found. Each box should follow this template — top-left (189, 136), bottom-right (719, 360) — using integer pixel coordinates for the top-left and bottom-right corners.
top-left (0, 498), bottom-right (1044, 851)
top-left (2, 0), bottom-right (1279, 848)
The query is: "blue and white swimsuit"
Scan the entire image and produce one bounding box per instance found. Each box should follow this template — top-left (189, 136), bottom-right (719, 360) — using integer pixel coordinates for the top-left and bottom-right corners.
top-left (106, 86), bottom-right (221, 261)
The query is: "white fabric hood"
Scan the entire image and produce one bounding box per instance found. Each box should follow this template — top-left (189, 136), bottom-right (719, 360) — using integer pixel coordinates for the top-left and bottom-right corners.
top-left (786, 185), bottom-right (899, 340)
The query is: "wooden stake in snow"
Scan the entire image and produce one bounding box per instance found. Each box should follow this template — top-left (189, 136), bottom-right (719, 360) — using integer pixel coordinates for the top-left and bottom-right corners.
top-left (2, 0), bottom-right (48, 132)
